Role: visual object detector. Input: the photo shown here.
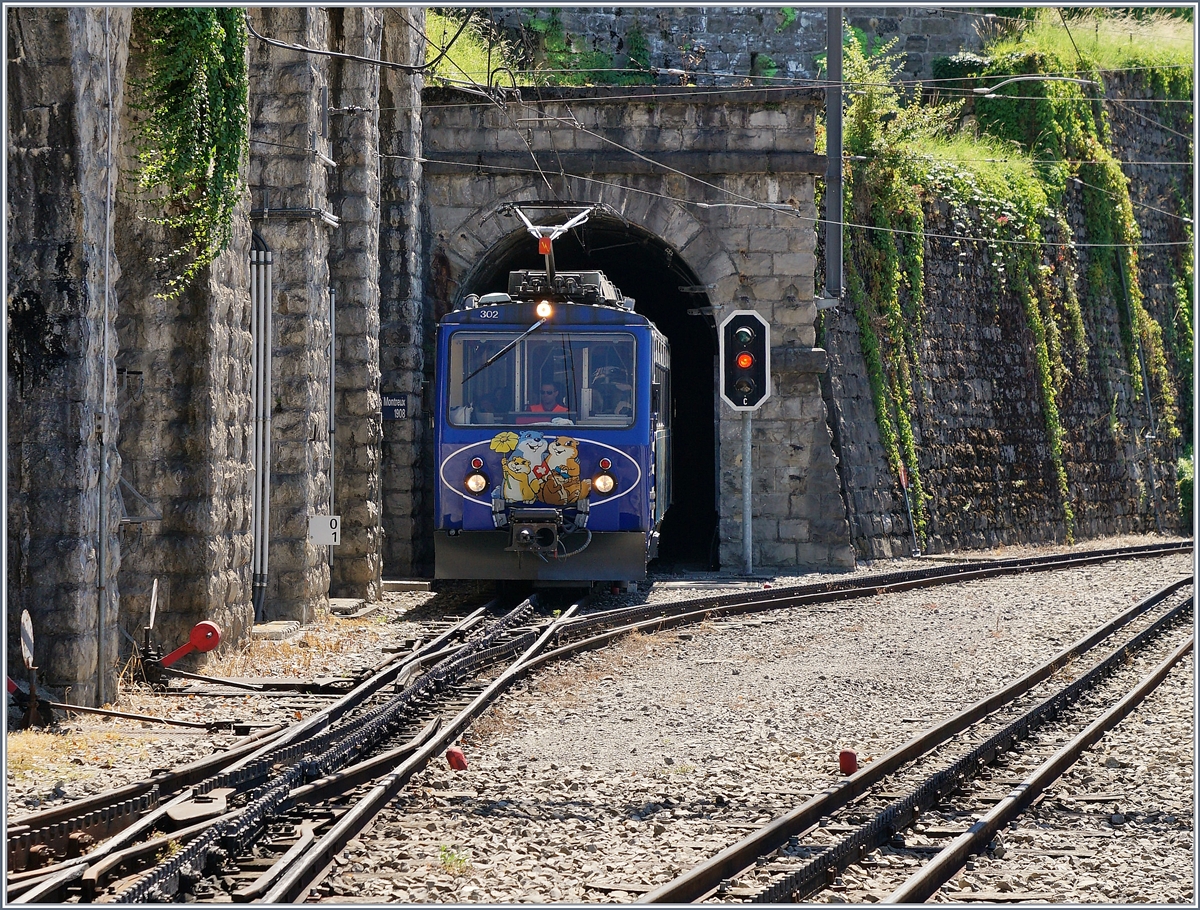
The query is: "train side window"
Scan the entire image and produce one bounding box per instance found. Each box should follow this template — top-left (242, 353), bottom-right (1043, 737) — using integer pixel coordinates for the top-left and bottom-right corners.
top-left (653, 362), bottom-right (670, 429)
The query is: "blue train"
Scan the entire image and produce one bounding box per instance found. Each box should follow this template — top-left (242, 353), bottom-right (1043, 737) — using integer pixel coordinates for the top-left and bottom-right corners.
top-left (433, 266), bottom-right (672, 584)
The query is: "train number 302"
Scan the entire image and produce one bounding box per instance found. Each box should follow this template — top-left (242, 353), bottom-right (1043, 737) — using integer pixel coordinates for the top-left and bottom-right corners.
top-left (477, 309), bottom-right (501, 319)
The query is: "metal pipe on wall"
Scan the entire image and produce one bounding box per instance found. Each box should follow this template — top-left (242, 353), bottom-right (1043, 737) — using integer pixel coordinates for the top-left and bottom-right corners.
top-left (96, 6), bottom-right (116, 706)
top-left (263, 249), bottom-right (273, 601)
top-left (250, 236), bottom-right (274, 622)
top-left (250, 242), bottom-right (263, 619)
top-left (251, 248), bottom-right (258, 578)
top-left (329, 288), bottom-right (336, 569)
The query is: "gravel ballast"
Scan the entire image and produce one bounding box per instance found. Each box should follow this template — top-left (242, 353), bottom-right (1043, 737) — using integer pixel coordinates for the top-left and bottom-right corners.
top-left (324, 543), bottom-right (1194, 904)
top-left (5, 537), bottom-right (1194, 905)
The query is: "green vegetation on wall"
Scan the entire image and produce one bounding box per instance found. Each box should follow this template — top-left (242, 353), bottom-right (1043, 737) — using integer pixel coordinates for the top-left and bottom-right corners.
top-left (130, 8), bottom-right (248, 297)
top-left (425, 10), bottom-right (522, 87)
top-left (971, 15), bottom-right (1185, 447)
top-left (840, 10), bottom-right (1191, 543)
top-left (840, 32), bottom-right (1084, 542)
top-left (839, 36), bottom-right (945, 543)
top-left (521, 8), bottom-right (654, 86)
top-left (1178, 451), bottom-right (1194, 531)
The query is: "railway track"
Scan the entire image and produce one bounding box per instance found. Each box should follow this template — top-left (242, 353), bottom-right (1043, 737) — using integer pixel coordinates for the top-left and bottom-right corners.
top-left (5, 540), bottom-right (1191, 903)
top-left (639, 578), bottom-right (1193, 903)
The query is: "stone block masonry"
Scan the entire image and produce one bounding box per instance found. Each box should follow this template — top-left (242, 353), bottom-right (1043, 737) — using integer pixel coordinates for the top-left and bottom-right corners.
top-left (491, 7), bottom-right (986, 85)
top-left (378, 10), bottom-right (427, 577)
top-left (821, 72), bottom-right (1190, 558)
top-left (248, 7), bottom-right (335, 624)
top-left (6, 7), bottom-right (129, 705)
top-left (328, 7), bottom-right (385, 601)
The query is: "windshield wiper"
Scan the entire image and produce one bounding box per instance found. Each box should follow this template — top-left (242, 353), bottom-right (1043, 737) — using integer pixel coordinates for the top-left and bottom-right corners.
top-left (462, 318), bottom-right (547, 384)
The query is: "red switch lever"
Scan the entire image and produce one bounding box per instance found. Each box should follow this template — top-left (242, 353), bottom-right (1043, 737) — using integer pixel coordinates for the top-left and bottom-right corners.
top-left (161, 621), bottom-right (222, 668)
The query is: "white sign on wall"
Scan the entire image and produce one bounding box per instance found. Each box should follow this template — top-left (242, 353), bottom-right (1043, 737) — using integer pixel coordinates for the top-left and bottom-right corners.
top-left (309, 515), bottom-right (342, 545)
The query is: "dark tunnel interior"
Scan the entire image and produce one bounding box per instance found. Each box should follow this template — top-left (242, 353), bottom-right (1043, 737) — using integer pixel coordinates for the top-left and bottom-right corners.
top-left (463, 214), bottom-right (720, 568)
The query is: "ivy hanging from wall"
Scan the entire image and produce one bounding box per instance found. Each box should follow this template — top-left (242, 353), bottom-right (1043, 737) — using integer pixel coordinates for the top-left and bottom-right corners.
top-left (837, 13), bottom-right (1191, 546)
top-left (130, 8), bottom-right (248, 297)
top-left (840, 34), bottom-right (1089, 543)
top-left (972, 51), bottom-right (1183, 447)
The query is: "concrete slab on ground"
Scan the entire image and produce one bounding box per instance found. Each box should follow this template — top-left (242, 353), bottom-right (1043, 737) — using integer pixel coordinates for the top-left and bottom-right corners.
top-left (382, 579), bottom-right (432, 592)
top-left (251, 621), bottom-right (301, 641)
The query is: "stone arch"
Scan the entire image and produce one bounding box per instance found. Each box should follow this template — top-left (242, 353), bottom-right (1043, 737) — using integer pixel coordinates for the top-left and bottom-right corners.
top-left (433, 189), bottom-right (743, 311)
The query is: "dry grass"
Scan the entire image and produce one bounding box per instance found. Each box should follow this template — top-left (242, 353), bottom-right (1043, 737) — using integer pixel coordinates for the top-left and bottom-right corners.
top-left (6, 728), bottom-right (151, 780)
top-left (465, 704), bottom-right (519, 740)
top-left (204, 615), bottom-right (388, 679)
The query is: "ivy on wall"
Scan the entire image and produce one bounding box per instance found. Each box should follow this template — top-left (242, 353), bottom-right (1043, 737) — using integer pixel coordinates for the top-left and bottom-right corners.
top-left (130, 8), bottom-right (248, 297)
top-left (840, 19), bottom-right (1190, 545)
top-left (522, 8), bottom-right (653, 86)
top-left (839, 36), bottom-right (943, 544)
top-left (972, 52), bottom-right (1183, 445)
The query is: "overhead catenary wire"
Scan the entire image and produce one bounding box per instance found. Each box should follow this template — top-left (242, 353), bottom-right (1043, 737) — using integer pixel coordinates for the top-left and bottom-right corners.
top-left (506, 96), bottom-right (1191, 251)
top-left (419, 60), bottom-right (1196, 98)
top-left (244, 8), bottom-right (1190, 254)
top-left (415, 66), bottom-right (1194, 113)
top-left (1107, 96), bottom-right (1195, 141)
top-left (410, 26), bottom-right (1191, 257)
top-left (388, 151), bottom-right (1189, 251)
top-left (1069, 174), bottom-right (1194, 225)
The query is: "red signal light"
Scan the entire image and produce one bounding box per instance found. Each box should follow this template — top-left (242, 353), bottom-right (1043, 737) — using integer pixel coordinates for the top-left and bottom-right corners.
top-left (736, 352), bottom-right (754, 369)
top-left (598, 457), bottom-right (612, 470)
top-left (471, 457), bottom-right (484, 470)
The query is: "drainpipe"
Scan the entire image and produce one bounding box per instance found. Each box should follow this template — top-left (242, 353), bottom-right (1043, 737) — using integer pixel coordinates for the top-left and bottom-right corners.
top-left (96, 7), bottom-right (115, 706)
top-left (328, 288), bottom-right (336, 570)
top-left (251, 234), bottom-right (274, 621)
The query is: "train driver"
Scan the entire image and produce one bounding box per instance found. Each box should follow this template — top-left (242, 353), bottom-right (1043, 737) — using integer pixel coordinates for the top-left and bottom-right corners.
top-left (529, 383), bottom-right (568, 414)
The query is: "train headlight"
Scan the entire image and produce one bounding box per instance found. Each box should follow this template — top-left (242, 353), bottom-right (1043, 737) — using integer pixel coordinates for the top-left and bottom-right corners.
top-left (465, 472), bottom-right (489, 494)
top-left (593, 473), bottom-right (616, 495)
top-left (535, 300), bottom-right (554, 319)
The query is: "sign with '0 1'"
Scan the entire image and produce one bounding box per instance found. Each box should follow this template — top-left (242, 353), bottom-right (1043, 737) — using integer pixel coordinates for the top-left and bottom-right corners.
top-left (309, 515), bottom-right (342, 545)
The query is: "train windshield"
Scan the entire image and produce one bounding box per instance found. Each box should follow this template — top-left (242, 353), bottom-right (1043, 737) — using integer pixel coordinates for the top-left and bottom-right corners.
top-left (447, 331), bottom-right (636, 428)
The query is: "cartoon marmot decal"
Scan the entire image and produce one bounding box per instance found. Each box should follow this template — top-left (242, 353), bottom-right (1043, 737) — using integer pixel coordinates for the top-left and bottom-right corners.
top-left (500, 455), bottom-right (541, 502)
top-left (538, 436), bottom-right (591, 505)
top-left (489, 430), bottom-right (588, 505)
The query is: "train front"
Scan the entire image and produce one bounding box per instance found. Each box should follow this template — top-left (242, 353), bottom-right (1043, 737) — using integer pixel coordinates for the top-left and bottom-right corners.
top-left (434, 272), bottom-right (659, 583)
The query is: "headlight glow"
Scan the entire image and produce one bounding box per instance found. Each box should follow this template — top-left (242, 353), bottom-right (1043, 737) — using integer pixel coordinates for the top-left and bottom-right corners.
top-left (536, 301), bottom-right (554, 319)
top-left (465, 473), bottom-right (488, 494)
top-left (593, 473), bottom-right (615, 495)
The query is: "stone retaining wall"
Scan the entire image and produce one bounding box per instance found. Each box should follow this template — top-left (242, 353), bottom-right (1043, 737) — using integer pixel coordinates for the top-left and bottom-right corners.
top-left (822, 73), bottom-right (1191, 559)
top-left (378, 10), bottom-right (427, 578)
top-left (112, 19), bottom-right (255, 670)
top-left (491, 6), bottom-right (986, 85)
top-left (328, 7), bottom-right (385, 601)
